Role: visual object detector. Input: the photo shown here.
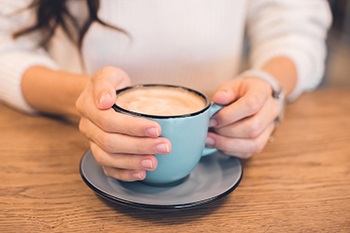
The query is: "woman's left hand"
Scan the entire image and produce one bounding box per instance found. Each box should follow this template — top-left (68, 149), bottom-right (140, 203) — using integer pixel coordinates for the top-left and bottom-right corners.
top-left (206, 76), bottom-right (281, 159)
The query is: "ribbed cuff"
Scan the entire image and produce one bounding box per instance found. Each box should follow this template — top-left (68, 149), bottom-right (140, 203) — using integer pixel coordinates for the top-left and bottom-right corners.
top-left (0, 52), bottom-right (59, 114)
top-left (251, 47), bottom-right (314, 102)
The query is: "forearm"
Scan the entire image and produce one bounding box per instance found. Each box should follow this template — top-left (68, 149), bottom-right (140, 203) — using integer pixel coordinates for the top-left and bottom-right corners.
top-left (21, 66), bottom-right (90, 119)
top-left (261, 56), bottom-right (297, 96)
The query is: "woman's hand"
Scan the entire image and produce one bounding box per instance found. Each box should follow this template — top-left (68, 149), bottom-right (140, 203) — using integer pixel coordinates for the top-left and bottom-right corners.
top-left (206, 76), bottom-right (281, 159)
top-left (76, 67), bottom-right (172, 181)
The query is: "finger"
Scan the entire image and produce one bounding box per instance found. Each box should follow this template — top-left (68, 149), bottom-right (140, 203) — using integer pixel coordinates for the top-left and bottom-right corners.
top-left (215, 98), bottom-right (280, 138)
top-left (206, 122), bottom-right (275, 156)
top-left (79, 106), bottom-right (161, 137)
top-left (211, 78), bottom-right (272, 128)
top-left (92, 67), bottom-right (131, 110)
top-left (90, 141), bottom-right (158, 171)
top-left (80, 117), bottom-right (171, 154)
top-left (212, 83), bottom-right (236, 105)
top-left (102, 166), bottom-right (146, 182)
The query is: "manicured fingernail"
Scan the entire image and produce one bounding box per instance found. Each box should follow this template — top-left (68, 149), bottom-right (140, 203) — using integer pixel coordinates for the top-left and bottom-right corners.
top-left (155, 143), bottom-right (170, 153)
top-left (132, 172), bottom-right (143, 180)
top-left (141, 159), bottom-right (153, 169)
top-left (99, 92), bottom-right (111, 104)
top-left (209, 119), bottom-right (218, 127)
top-left (146, 127), bottom-right (159, 137)
top-left (205, 136), bottom-right (216, 146)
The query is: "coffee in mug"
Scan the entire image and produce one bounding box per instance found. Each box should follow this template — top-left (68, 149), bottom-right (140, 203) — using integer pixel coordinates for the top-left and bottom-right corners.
top-left (113, 84), bottom-right (222, 185)
top-left (115, 86), bottom-right (206, 116)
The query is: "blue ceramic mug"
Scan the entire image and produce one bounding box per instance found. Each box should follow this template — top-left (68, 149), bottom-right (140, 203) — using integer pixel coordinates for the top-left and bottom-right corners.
top-left (112, 84), bottom-right (222, 185)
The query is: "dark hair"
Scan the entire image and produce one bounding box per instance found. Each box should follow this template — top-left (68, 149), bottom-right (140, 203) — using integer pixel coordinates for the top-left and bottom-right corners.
top-left (13, 0), bottom-right (126, 50)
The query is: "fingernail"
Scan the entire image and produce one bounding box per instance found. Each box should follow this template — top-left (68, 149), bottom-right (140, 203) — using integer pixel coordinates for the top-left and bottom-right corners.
top-left (155, 143), bottom-right (170, 153)
top-left (205, 136), bottom-right (216, 146)
top-left (99, 92), bottom-right (111, 104)
top-left (209, 119), bottom-right (218, 127)
top-left (146, 127), bottom-right (160, 137)
top-left (132, 172), bottom-right (143, 180)
top-left (141, 159), bottom-right (153, 169)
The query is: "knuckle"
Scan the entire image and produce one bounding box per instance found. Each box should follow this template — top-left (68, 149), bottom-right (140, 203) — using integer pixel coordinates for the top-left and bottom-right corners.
top-left (252, 140), bottom-right (265, 153)
top-left (78, 119), bottom-right (84, 133)
top-left (247, 119), bottom-right (262, 138)
top-left (98, 66), bottom-right (119, 76)
top-left (103, 166), bottom-right (126, 181)
top-left (245, 95), bottom-right (261, 114)
top-left (78, 118), bottom-right (88, 136)
top-left (75, 96), bottom-right (88, 115)
top-left (94, 151), bottom-right (105, 165)
top-left (215, 111), bottom-right (229, 126)
top-left (117, 173), bottom-right (129, 181)
top-left (102, 166), bottom-right (111, 177)
top-left (75, 98), bottom-right (82, 113)
top-left (216, 137), bottom-right (232, 152)
top-left (100, 134), bottom-right (114, 153)
top-left (96, 66), bottom-right (130, 82)
top-left (115, 170), bottom-right (135, 182)
top-left (116, 67), bottom-right (129, 78)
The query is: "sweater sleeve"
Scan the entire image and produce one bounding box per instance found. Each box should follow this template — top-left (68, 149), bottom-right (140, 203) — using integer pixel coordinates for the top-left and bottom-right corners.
top-left (246, 0), bottom-right (332, 101)
top-left (0, 0), bottom-right (59, 114)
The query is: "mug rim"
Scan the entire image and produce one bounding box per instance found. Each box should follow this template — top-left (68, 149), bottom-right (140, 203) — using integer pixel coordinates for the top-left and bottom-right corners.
top-left (112, 84), bottom-right (211, 119)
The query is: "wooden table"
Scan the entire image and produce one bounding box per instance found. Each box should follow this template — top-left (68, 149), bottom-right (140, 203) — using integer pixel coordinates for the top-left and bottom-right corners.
top-left (1, 88), bottom-right (350, 233)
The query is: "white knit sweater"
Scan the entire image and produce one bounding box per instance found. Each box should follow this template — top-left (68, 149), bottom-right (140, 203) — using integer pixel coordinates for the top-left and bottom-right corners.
top-left (0, 0), bottom-right (332, 114)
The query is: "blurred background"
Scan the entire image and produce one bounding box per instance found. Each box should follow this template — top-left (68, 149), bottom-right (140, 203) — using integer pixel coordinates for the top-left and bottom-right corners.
top-left (324, 0), bottom-right (350, 87)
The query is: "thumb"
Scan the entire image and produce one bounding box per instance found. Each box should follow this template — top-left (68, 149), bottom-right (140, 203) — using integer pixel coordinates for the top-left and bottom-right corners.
top-left (92, 67), bottom-right (131, 110)
top-left (213, 85), bottom-right (235, 105)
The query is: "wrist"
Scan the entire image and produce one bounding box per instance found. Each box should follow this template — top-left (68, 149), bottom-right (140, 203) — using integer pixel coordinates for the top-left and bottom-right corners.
top-left (260, 56), bottom-right (297, 96)
top-left (22, 66), bottom-right (90, 119)
top-left (68, 76), bottom-right (90, 118)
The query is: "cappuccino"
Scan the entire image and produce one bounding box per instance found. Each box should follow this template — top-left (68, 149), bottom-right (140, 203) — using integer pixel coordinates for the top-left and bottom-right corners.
top-left (115, 86), bottom-right (206, 116)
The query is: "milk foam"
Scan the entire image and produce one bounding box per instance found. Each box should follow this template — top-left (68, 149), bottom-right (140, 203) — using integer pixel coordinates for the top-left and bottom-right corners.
top-left (115, 86), bottom-right (206, 116)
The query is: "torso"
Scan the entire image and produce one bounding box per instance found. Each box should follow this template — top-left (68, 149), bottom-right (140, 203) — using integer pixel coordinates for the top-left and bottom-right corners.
top-left (50, 0), bottom-right (248, 97)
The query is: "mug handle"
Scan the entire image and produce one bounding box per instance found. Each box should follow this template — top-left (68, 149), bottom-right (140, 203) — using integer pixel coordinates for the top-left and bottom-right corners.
top-left (202, 103), bottom-right (225, 156)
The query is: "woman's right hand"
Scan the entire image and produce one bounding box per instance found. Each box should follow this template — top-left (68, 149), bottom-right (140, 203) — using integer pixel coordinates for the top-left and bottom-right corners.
top-left (76, 67), bottom-right (172, 181)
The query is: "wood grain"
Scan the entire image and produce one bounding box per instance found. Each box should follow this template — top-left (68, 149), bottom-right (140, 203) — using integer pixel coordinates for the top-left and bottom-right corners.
top-left (1, 87), bottom-right (350, 233)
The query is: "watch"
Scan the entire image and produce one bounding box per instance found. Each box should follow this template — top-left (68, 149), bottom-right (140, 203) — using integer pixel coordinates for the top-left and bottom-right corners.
top-left (239, 69), bottom-right (286, 127)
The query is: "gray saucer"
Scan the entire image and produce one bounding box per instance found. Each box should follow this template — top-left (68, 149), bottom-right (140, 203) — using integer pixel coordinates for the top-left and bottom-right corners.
top-left (80, 150), bottom-right (242, 210)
